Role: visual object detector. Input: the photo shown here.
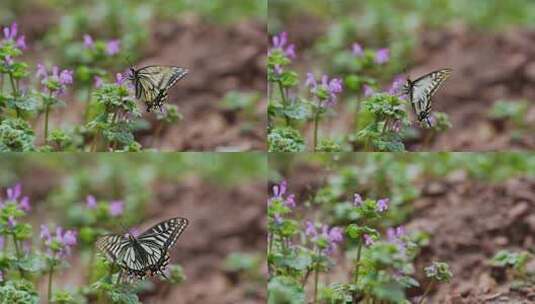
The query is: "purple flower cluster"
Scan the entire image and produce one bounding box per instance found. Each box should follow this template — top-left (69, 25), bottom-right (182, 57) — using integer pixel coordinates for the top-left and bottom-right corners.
top-left (0, 183), bottom-right (31, 212)
top-left (351, 42), bottom-right (390, 65)
top-left (375, 48), bottom-right (390, 64)
top-left (388, 75), bottom-right (405, 96)
top-left (271, 32), bottom-right (296, 59)
top-left (352, 43), bottom-right (364, 57)
top-left (353, 193), bottom-right (363, 207)
top-left (40, 225), bottom-right (77, 258)
top-left (270, 180), bottom-right (296, 208)
top-left (82, 34), bottom-right (121, 56)
top-left (36, 64), bottom-right (74, 96)
top-left (376, 198), bottom-right (389, 212)
top-left (305, 220), bottom-right (344, 255)
top-left (305, 73), bottom-right (343, 107)
top-left (2, 22), bottom-right (26, 50)
top-left (387, 226), bottom-right (406, 253)
top-left (85, 194), bottom-right (124, 217)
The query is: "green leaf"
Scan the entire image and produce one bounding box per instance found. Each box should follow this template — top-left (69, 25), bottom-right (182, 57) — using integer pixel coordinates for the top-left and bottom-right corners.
top-left (268, 276), bottom-right (305, 304)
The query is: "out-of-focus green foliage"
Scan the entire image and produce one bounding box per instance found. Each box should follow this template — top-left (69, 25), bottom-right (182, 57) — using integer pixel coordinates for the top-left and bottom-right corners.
top-left (270, 0), bottom-right (535, 34)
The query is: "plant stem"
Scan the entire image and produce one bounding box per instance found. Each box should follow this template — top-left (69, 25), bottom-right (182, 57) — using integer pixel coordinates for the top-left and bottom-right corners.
top-left (313, 109), bottom-right (320, 151)
top-left (8, 73), bottom-right (19, 117)
top-left (277, 81), bottom-right (290, 125)
top-left (44, 104), bottom-right (50, 144)
top-left (87, 248), bottom-right (96, 283)
top-left (352, 240), bottom-right (363, 304)
top-left (47, 265), bottom-right (54, 303)
top-left (417, 281), bottom-right (434, 304)
top-left (12, 235), bottom-right (25, 278)
top-left (313, 247), bottom-right (321, 304)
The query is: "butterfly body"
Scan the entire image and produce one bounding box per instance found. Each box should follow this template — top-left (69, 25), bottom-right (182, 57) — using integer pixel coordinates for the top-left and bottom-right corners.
top-left (96, 217), bottom-right (188, 281)
top-left (128, 65), bottom-right (188, 112)
top-left (402, 68), bottom-right (451, 127)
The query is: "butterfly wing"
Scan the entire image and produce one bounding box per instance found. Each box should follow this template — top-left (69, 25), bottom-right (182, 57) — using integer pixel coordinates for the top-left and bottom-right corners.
top-left (133, 217), bottom-right (189, 277)
top-left (96, 234), bottom-right (132, 266)
top-left (407, 68), bottom-right (451, 126)
top-left (132, 66), bottom-right (188, 112)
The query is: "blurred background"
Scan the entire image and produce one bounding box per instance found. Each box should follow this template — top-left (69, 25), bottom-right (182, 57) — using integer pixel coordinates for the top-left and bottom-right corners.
top-left (1, 0), bottom-right (266, 151)
top-left (269, 153), bottom-right (535, 302)
top-left (269, 0), bottom-right (535, 150)
top-left (0, 153), bottom-right (267, 303)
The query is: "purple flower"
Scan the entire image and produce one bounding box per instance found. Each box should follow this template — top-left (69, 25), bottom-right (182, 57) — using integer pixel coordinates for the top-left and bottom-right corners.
top-left (3, 22), bottom-right (26, 50)
top-left (3, 22), bottom-right (17, 40)
top-left (106, 39), bottom-right (121, 56)
top-left (19, 196), bottom-right (30, 211)
top-left (388, 75), bottom-right (405, 95)
top-left (4, 55), bottom-right (13, 65)
top-left (271, 32), bottom-right (296, 59)
top-left (353, 193), bottom-right (363, 207)
top-left (16, 35), bottom-right (26, 49)
top-left (7, 216), bottom-right (16, 228)
top-left (36, 63), bottom-right (47, 79)
top-left (115, 72), bottom-right (125, 85)
top-left (305, 220), bottom-right (317, 237)
top-left (83, 34), bottom-right (94, 48)
top-left (42, 225), bottom-right (77, 258)
top-left (109, 200), bottom-right (124, 216)
top-left (352, 43), bottom-right (364, 57)
top-left (364, 234), bottom-right (374, 246)
top-left (307, 73), bottom-right (343, 107)
top-left (273, 180), bottom-right (287, 197)
top-left (128, 228), bottom-right (141, 238)
top-left (93, 76), bottom-right (103, 88)
top-left (0, 236), bottom-right (4, 250)
top-left (270, 180), bottom-right (296, 208)
top-left (62, 230), bottom-right (77, 246)
top-left (86, 195), bottom-right (97, 209)
top-left (40, 224), bottom-right (51, 239)
top-left (274, 64), bottom-right (283, 76)
top-left (377, 198), bottom-right (389, 212)
top-left (59, 69), bottom-right (74, 85)
top-left (305, 72), bottom-right (317, 89)
top-left (363, 85), bottom-right (375, 97)
top-left (328, 227), bottom-right (344, 243)
top-left (375, 48), bottom-right (390, 64)
top-left (285, 194), bottom-right (296, 208)
top-left (387, 226), bottom-right (406, 253)
top-left (274, 214), bottom-right (283, 225)
top-left (7, 183), bottom-right (21, 200)
top-left (321, 225), bottom-right (344, 255)
top-left (36, 64), bottom-right (74, 95)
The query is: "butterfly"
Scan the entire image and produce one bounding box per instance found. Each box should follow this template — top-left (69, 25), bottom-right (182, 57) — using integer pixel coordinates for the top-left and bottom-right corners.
top-left (96, 217), bottom-right (189, 281)
top-left (401, 68), bottom-right (452, 127)
top-left (127, 65), bottom-right (189, 112)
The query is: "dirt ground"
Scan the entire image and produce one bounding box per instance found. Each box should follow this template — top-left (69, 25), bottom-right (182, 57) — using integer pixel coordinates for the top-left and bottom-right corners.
top-left (138, 19), bottom-right (267, 151)
top-left (282, 17), bottom-right (535, 151)
top-left (275, 162), bottom-right (535, 303)
top-left (408, 176), bottom-right (535, 303)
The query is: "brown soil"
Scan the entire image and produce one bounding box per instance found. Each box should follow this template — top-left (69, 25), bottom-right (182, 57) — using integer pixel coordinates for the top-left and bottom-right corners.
top-left (407, 177), bottom-right (535, 303)
top-left (137, 19), bottom-right (267, 151)
top-left (408, 26), bottom-right (535, 151)
top-left (139, 177), bottom-right (267, 304)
